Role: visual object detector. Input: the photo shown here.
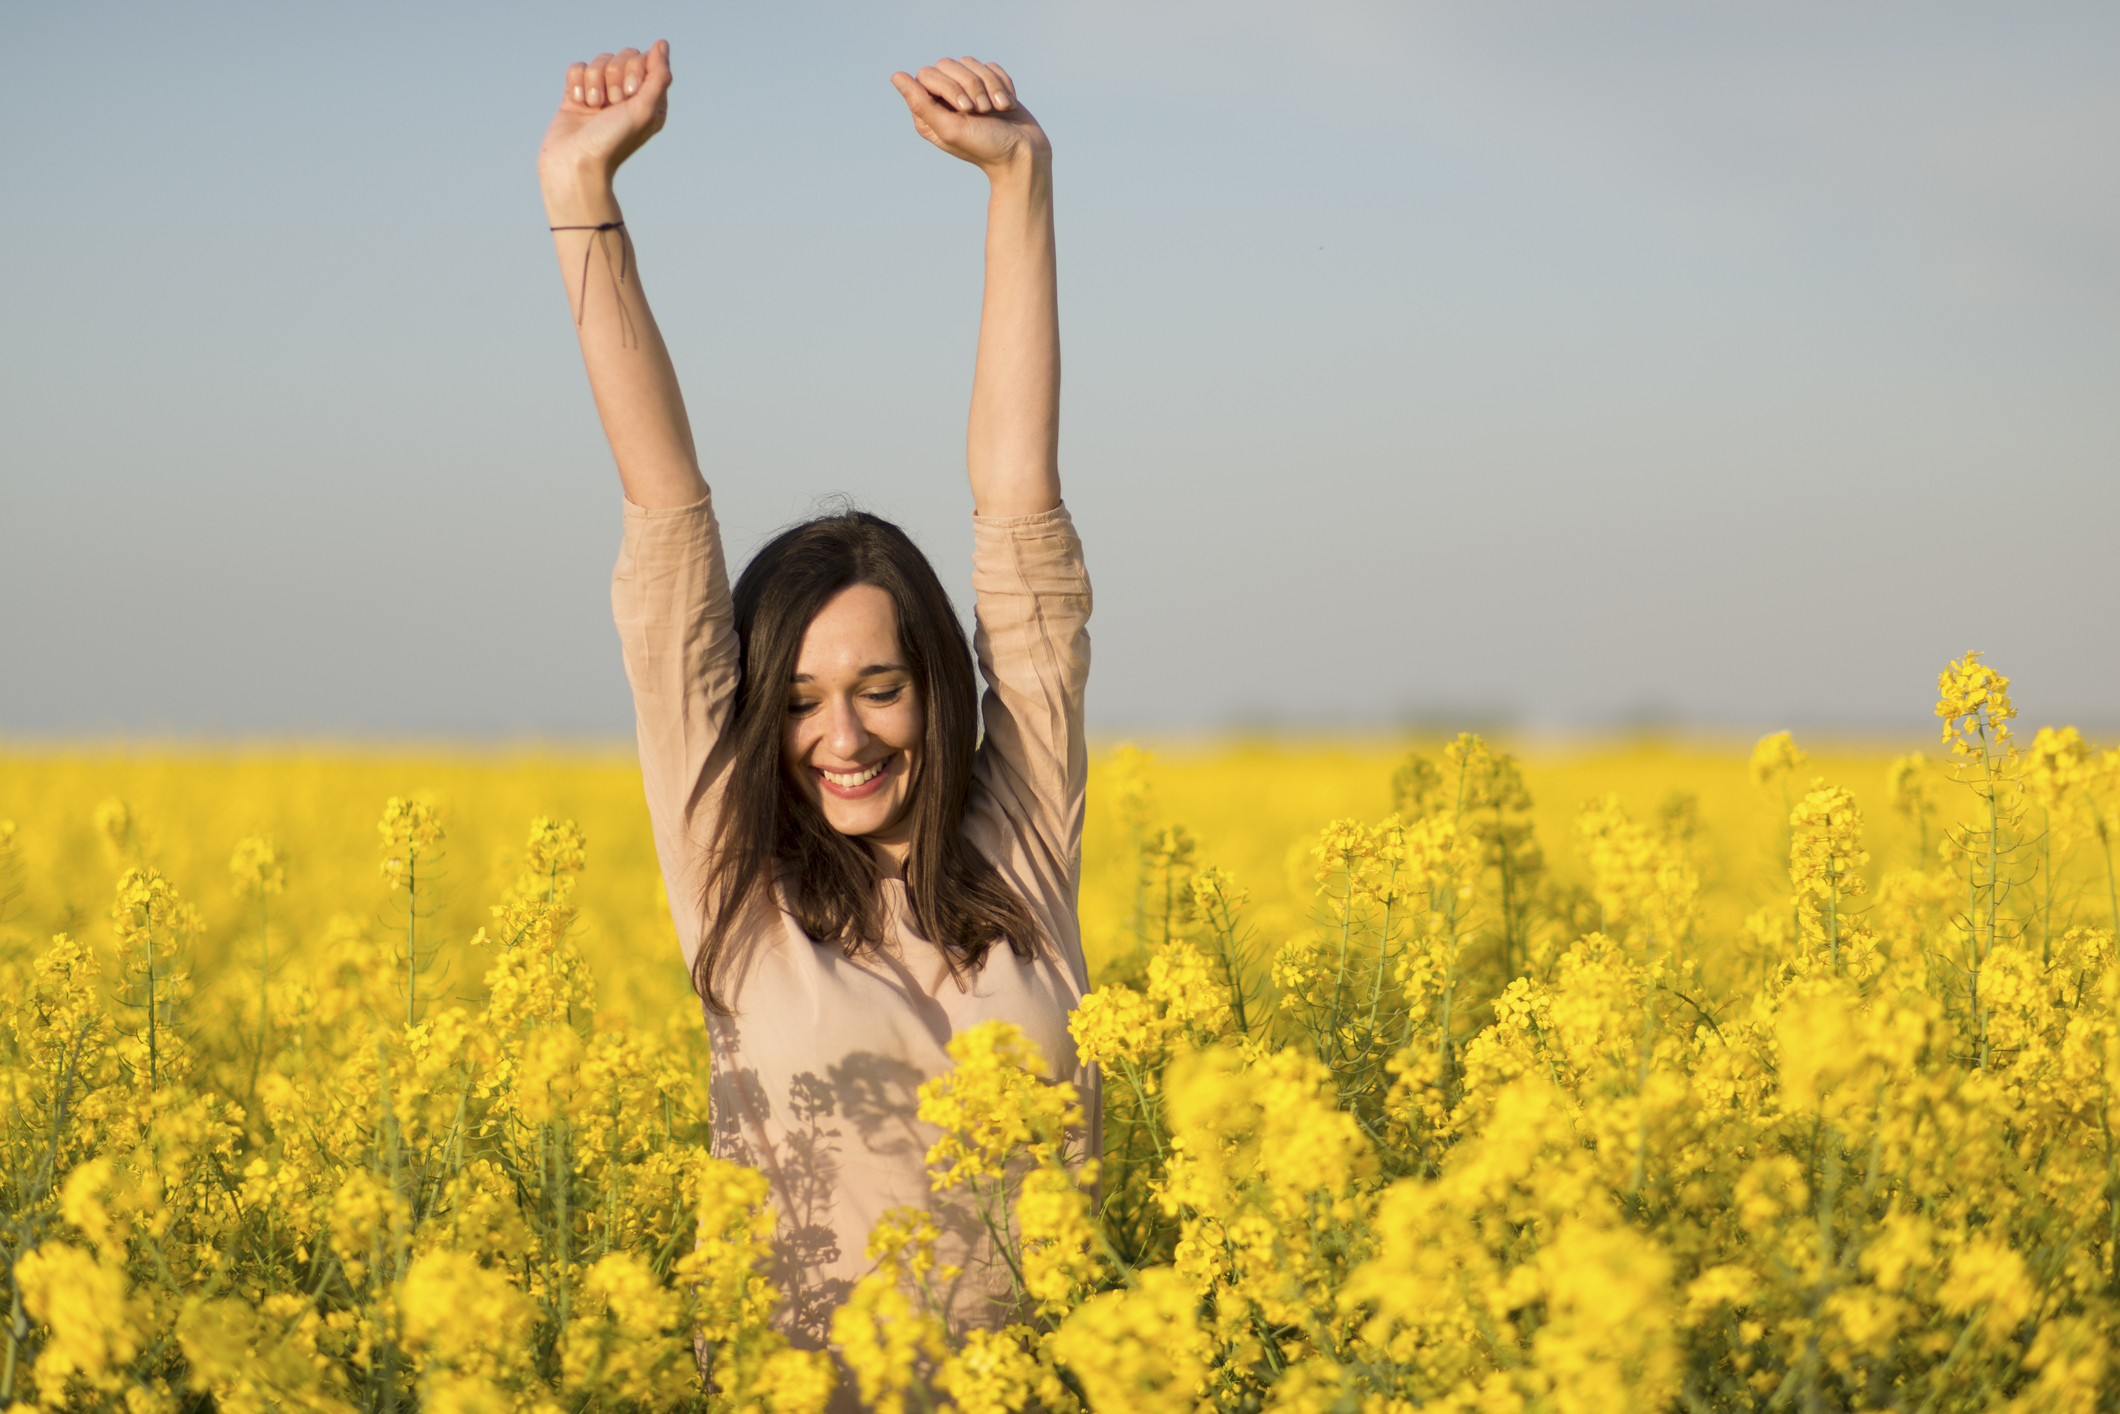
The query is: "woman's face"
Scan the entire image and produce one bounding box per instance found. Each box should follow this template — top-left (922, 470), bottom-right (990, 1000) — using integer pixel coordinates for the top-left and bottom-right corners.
top-left (783, 583), bottom-right (923, 863)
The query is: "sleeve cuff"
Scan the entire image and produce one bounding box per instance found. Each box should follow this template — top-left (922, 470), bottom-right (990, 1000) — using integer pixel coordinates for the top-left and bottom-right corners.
top-left (972, 500), bottom-right (1073, 531)
top-left (623, 491), bottom-right (716, 522)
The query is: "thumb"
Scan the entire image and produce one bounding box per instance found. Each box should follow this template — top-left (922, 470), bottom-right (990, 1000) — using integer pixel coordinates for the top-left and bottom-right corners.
top-left (890, 70), bottom-right (948, 122)
top-left (644, 38), bottom-right (672, 94)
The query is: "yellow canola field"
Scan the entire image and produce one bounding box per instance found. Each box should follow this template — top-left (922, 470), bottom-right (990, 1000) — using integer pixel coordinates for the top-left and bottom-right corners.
top-left (3, 655), bottom-right (2120, 1413)
top-left (1, 736), bottom-right (1920, 1010)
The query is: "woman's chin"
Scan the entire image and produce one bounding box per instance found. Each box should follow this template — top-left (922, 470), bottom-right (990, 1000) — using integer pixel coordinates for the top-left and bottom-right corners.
top-left (822, 796), bottom-right (908, 844)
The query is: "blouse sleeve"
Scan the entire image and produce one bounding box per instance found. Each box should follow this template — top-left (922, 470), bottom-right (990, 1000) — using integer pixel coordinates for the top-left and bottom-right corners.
top-left (966, 504), bottom-right (1094, 936)
top-left (610, 493), bottom-right (740, 971)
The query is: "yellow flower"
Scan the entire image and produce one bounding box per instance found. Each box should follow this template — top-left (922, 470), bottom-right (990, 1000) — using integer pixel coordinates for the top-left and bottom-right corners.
top-left (747, 1347), bottom-right (839, 1414)
top-left (93, 796), bottom-right (144, 866)
top-left (521, 815), bottom-right (587, 880)
top-left (109, 865), bottom-right (198, 1087)
top-left (1017, 1161), bottom-right (1104, 1315)
top-left (918, 1021), bottom-right (1081, 1188)
top-left (377, 794), bottom-right (445, 889)
top-left (1886, 751), bottom-right (1935, 818)
top-left (560, 1252), bottom-right (694, 1404)
top-left (1937, 1236), bottom-right (2034, 1340)
top-left (330, 1170), bottom-right (410, 1287)
top-left (1145, 939), bottom-right (1230, 1040)
top-left (1528, 1221), bottom-right (1679, 1413)
top-left (399, 1250), bottom-right (537, 1407)
top-left (830, 1265), bottom-right (947, 1414)
top-left (15, 1242), bottom-right (142, 1391)
top-left (1069, 982), bottom-right (1162, 1069)
top-left (1046, 1268), bottom-right (1209, 1414)
top-left (177, 1293), bottom-right (346, 1414)
top-left (937, 1326), bottom-right (1074, 1414)
top-left (228, 834), bottom-right (285, 899)
top-left (1749, 731), bottom-right (1809, 789)
top-left (676, 1154), bottom-right (784, 1349)
top-left (2025, 725), bottom-right (2096, 838)
top-left (1573, 795), bottom-right (1697, 951)
top-left (1936, 650), bottom-right (2015, 759)
top-left (1787, 782), bottom-right (1874, 972)
top-left (508, 1026), bottom-right (584, 1126)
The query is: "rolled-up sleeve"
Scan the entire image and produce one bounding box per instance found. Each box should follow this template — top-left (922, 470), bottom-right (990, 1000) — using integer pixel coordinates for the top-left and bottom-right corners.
top-left (967, 504), bottom-right (1093, 930)
top-left (611, 493), bottom-right (739, 970)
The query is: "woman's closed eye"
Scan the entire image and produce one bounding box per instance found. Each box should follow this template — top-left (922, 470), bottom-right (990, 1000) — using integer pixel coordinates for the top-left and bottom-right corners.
top-left (863, 685), bottom-right (907, 706)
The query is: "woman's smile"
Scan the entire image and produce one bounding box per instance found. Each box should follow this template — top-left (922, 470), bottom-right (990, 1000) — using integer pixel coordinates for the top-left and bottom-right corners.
top-left (816, 753), bottom-right (897, 798)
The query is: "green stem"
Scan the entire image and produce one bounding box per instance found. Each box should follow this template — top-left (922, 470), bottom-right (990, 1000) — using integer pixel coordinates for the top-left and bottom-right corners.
top-left (406, 854), bottom-right (419, 1028)
top-left (249, 892), bottom-right (270, 1105)
top-left (2, 1280), bottom-right (25, 1404)
top-left (1978, 723), bottom-right (1999, 1071)
top-left (1495, 799), bottom-right (1520, 979)
top-left (2101, 822), bottom-right (2119, 938)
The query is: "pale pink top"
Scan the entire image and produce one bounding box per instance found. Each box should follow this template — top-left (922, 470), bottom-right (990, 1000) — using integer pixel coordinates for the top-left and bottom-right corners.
top-left (611, 492), bottom-right (1096, 1353)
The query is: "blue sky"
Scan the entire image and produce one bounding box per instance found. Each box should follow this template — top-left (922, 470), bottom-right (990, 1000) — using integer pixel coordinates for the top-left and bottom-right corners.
top-left (4, 1), bottom-right (2115, 737)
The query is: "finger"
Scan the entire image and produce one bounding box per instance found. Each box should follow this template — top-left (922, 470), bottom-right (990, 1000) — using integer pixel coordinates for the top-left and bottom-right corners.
top-left (916, 63), bottom-right (977, 114)
top-left (954, 56), bottom-right (1012, 111)
top-left (564, 61), bottom-right (589, 107)
top-left (583, 52), bottom-right (614, 106)
top-left (934, 57), bottom-right (992, 113)
top-left (643, 38), bottom-right (672, 95)
top-left (987, 60), bottom-right (1020, 105)
top-left (614, 47), bottom-right (645, 100)
top-left (599, 53), bottom-right (630, 106)
top-left (889, 72), bottom-right (952, 145)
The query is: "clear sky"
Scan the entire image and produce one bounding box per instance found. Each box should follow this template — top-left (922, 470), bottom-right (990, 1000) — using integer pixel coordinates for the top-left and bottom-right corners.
top-left (4, 1), bottom-right (2115, 739)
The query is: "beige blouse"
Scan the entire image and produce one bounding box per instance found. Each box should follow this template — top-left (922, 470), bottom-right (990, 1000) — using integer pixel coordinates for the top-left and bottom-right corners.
top-left (611, 492), bottom-right (1096, 1355)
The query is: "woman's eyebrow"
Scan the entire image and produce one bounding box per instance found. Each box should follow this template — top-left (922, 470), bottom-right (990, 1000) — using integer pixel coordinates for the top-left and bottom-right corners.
top-left (788, 663), bottom-right (909, 684)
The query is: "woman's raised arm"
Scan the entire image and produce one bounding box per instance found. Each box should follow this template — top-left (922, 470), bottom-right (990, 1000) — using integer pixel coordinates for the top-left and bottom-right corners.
top-left (890, 60), bottom-right (1061, 518)
top-left (539, 42), bottom-right (707, 511)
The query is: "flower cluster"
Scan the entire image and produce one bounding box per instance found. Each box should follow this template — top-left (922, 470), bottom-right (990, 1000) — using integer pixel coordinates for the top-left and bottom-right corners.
top-left (0, 808), bottom-right (829, 1414)
top-left (9, 658), bottom-right (2120, 1412)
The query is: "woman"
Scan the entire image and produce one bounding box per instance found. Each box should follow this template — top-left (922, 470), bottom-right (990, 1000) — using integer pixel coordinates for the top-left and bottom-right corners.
top-left (537, 41), bottom-right (1095, 1358)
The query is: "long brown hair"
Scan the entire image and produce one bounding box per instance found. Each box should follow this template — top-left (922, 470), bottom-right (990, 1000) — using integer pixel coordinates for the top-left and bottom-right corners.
top-left (692, 510), bottom-right (1040, 1012)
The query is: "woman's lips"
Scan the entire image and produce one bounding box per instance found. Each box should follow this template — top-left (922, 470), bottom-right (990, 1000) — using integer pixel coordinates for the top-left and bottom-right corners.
top-left (816, 754), bottom-right (894, 800)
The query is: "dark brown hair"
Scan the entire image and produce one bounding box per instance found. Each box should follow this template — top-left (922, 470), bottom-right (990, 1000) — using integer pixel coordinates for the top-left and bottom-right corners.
top-left (692, 510), bottom-right (1040, 1011)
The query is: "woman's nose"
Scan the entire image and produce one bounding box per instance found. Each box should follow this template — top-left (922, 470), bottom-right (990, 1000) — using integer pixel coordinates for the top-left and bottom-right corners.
top-left (824, 696), bottom-right (868, 760)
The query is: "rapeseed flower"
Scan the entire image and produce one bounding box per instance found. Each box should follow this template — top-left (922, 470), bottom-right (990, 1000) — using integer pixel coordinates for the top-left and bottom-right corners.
top-left (1749, 731), bottom-right (1809, 789)
top-left (1937, 650), bottom-right (2015, 759)
top-left (6, 661), bottom-right (2120, 1412)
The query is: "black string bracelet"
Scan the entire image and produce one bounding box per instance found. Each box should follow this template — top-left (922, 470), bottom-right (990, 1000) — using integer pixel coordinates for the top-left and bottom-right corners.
top-left (549, 221), bottom-right (637, 346)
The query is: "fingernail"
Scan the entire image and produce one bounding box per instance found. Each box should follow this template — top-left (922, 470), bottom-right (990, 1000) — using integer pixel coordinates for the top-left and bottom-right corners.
top-left (995, 94), bottom-right (1011, 109)
top-left (625, 77), bottom-right (638, 95)
top-left (957, 97), bottom-right (972, 110)
top-left (573, 85), bottom-right (583, 101)
top-left (588, 87), bottom-right (601, 102)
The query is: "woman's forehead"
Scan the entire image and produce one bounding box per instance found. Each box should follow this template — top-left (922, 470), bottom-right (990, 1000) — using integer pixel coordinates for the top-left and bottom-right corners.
top-left (793, 584), bottom-right (904, 679)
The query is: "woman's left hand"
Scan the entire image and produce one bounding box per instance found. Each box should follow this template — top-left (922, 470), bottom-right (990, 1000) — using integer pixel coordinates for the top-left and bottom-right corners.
top-left (889, 58), bottom-right (1049, 173)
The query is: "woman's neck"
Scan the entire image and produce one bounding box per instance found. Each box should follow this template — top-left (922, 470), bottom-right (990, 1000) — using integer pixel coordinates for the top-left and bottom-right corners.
top-left (865, 833), bottom-right (910, 881)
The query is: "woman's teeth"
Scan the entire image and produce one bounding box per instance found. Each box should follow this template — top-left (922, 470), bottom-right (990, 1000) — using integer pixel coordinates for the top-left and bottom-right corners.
top-left (821, 759), bottom-right (887, 788)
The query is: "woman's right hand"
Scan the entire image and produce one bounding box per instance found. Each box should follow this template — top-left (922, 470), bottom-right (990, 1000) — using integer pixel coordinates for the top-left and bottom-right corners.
top-left (538, 42), bottom-right (672, 205)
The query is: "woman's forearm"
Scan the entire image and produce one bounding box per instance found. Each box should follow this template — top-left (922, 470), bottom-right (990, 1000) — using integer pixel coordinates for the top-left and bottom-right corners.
top-left (543, 166), bottom-right (705, 509)
top-left (966, 150), bottom-right (1061, 518)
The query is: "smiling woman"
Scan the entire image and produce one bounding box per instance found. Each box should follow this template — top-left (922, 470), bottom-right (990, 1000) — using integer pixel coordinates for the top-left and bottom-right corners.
top-left (538, 37), bottom-right (1093, 1397)
top-left (789, 583), bottom-right (919, 832)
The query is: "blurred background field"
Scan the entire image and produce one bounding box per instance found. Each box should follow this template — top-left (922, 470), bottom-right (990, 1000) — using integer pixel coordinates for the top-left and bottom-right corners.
top-left (0, 734), bottom-right (1937, 1014)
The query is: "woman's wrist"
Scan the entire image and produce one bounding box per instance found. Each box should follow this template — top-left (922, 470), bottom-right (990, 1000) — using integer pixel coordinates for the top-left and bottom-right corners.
top-left (982, 142), bottom-right (1051, 196)
top-left (541, 159), bottom-right (622, 226)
